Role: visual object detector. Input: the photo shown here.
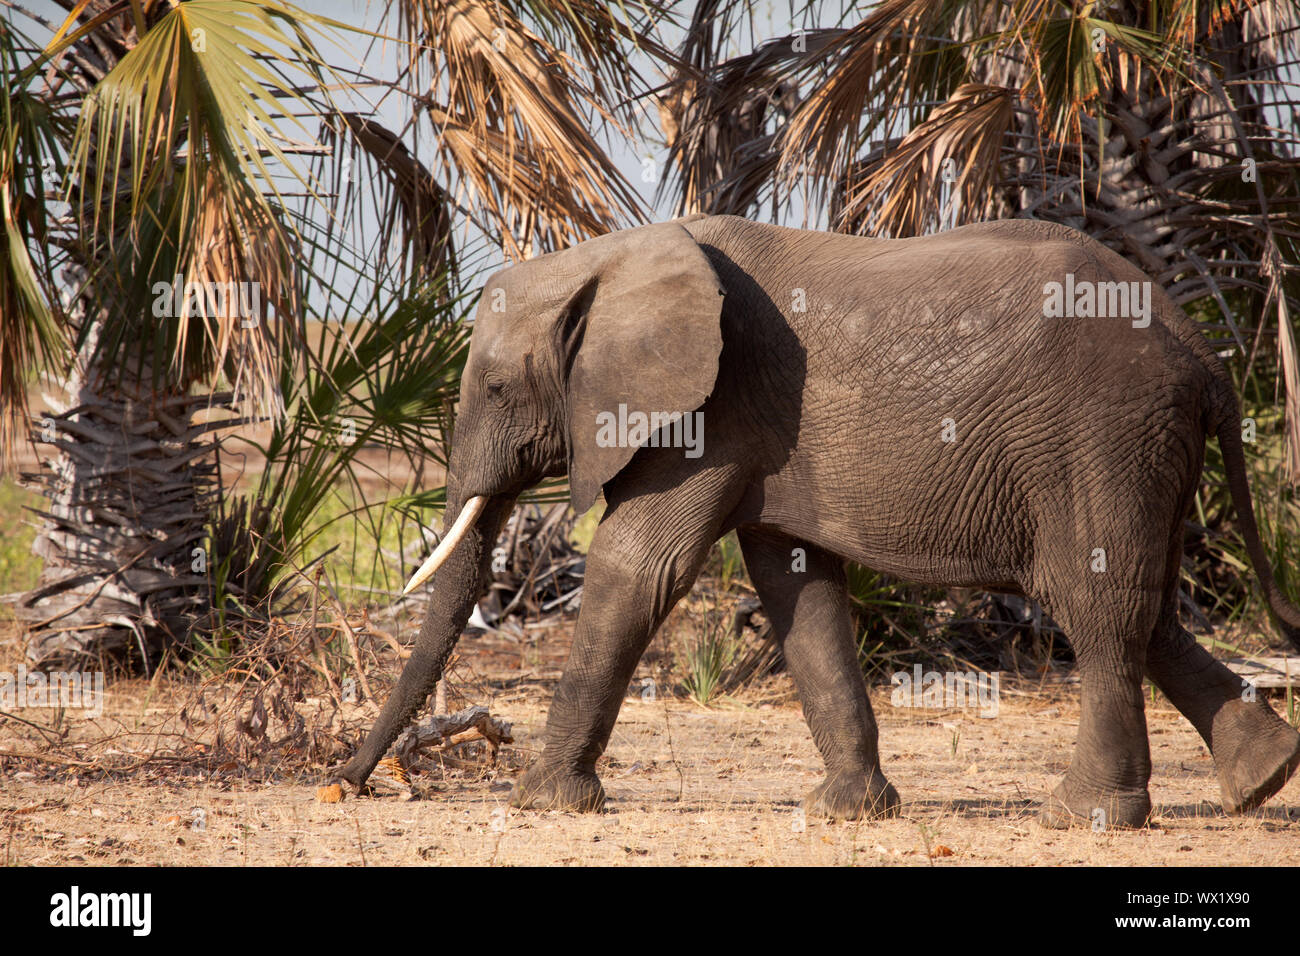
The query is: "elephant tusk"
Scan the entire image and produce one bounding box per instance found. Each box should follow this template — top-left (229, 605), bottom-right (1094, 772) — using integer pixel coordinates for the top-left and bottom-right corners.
top-left (403, 495), bottom-right (488, 594)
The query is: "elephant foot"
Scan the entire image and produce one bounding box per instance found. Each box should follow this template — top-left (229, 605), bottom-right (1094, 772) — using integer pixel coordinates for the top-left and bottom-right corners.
top-left (1038, 778), bottom-right (1151, 830)
top-left (328, 762), bottom-right (374, 797)
top-left (803, 770), bottom-right (901, 821)
top-left (508, 761), bottom-right (606, 812)
top-left (316, 773), bottom-right (373, 803)
top-left (1210, 699), bottom-right (1300, 814)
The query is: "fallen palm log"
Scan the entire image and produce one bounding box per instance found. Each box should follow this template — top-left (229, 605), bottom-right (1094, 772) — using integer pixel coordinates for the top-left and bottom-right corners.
top-left (1222, 656), bottom-right (1299, 690)
top-left (317, 705), bottom-right (513, 802)
top-left (391, 704), bottom-right (513, 764)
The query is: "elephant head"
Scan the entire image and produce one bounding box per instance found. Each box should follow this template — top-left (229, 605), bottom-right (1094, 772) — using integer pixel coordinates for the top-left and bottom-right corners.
top-left (338, 220), bottom-right (727, 789)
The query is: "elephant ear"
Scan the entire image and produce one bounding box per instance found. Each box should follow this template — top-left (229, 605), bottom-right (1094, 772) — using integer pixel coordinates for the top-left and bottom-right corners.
top-left (554, 221), bottom-right (726, 514)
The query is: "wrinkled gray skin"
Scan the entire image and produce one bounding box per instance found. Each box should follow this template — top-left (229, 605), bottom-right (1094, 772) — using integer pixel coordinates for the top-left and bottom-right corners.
top-left (337, 215), bottom-right (1300, 828)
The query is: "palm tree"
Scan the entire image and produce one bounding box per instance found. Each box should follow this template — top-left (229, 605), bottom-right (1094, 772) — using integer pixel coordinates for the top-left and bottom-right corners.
top-left (1, 0), bottom-right (660, 669)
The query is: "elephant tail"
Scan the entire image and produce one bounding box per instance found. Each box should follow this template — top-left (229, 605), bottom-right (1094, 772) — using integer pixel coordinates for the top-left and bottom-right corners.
top-left (1214, 399), bottom-right (1300, 651)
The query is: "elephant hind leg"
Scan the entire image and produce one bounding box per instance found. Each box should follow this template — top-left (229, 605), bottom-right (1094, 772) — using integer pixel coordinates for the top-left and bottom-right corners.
top-left (1146, 603), bottom-right (1300, 813)
top-left (1038, 602), bottom-right (1158, 829)
top-left (1029, 465), bottom-right (1200, 829)
top-left (737, 526), bottom-right (899, 821)
top-left (1034, 559), bottom-right (1163, 829)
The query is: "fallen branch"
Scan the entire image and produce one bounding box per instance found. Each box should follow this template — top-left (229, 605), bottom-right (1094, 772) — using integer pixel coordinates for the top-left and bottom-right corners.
top-left (0, 710), bottom-right (64, 745)
top-left (392, 705), bottom-right (513, 766)
top-left (0, 749), bottom-right (94, 767)
top-left (319, 705), bottom-right (515, 802)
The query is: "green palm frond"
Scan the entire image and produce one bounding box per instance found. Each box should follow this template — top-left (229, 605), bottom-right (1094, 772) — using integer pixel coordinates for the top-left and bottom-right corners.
top-left (1024, 13), bottom-right (1190, 141)
top-left (54, 0), bottom-right (368, 411)
top-left (214, 276), bottom-right (472, 613)
top-left (0, 16), bottom-right (70, 466)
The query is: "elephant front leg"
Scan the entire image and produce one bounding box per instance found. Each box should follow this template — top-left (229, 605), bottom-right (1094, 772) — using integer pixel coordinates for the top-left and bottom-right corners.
top-left (509, 485), bottom-right (728, 812)
top-left (739, 528), bottom-right (900, 821)
top-left (506, 582), bottom-right (646, 812)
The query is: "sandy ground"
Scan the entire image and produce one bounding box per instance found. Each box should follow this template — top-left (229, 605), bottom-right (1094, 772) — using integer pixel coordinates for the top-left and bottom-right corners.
top-left (4, 656), bottom-right (1299, 866)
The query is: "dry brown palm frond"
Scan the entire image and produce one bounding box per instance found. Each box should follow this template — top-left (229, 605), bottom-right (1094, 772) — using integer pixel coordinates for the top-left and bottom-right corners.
top-left (1204, 61), bottom-right (1300, 477)
top-left (835, 83), bottom-right (1016, 236)
top-left (655, 0), bottom-right (840, 218)
top-left (1232, 0), bottom-right (1300, 98)
top-left (182, 168), bottom-right (300, 420)
top-left (427, 102), bottom-right (625, 257)
top-left (776, 0), bottom-right (951, 201)
top-left (1263, 241), bottom-right (1300, 477)
top-left (508, 0), bottom-right (682, 127)
top-left (657, 63), bottom-right (799, 216)
top-left (397, 0), bottom-right (648, 254)
top-left (398, 0), bottom-right (674, 126)
top-left (333, 114), bottom-right (455, 283)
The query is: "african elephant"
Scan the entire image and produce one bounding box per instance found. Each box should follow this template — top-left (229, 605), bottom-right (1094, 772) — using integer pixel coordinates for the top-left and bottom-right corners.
top-left (335, 214), bottom-right (1300, 828)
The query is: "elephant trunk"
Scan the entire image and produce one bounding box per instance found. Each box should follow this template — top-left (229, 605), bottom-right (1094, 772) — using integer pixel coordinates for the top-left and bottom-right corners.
top-left (338, 489), bottom-right (512, 790)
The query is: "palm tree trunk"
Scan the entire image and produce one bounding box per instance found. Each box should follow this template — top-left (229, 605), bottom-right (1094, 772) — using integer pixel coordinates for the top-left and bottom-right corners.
top-left (15, 263), bottom-right (220, 671)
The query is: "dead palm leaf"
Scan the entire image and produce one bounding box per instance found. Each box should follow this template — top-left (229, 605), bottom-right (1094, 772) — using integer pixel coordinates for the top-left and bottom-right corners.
top-left (656, 25), bottom-right (806, 217)
top-left (835, 83), bottom-right (1016, 236)
top-left (397, 0), bottom-right (649, 255)
top-left (333, 113), bottom-right (456, 283)
top-left (776, 0), bottom-right (961, 204)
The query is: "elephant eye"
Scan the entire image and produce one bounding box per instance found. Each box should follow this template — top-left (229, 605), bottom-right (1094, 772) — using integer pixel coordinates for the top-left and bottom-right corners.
top-left (485, 381), bottom-right (505, 402)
